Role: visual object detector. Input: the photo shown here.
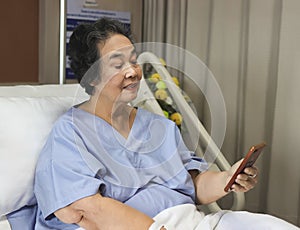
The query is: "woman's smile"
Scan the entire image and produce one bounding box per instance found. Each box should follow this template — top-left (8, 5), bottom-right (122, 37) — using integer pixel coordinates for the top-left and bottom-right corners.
top-left (123, 82), bottom-right (140, 90)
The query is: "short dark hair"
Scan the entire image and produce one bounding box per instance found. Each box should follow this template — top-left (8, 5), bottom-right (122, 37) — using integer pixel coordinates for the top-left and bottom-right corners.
top-left (68, 17), bottom-right (133, 95)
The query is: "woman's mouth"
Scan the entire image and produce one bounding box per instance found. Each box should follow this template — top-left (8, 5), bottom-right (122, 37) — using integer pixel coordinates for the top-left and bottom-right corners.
top-left (123, 82), bottom-right (139, 90)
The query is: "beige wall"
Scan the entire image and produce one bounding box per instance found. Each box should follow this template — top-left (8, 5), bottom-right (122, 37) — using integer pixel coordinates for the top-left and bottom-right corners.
top-left (267, 0), bottom-right (300, 224)
top-left (186, 0), bottom-right (300, 226)
top-left (39, 0), bottom-right (142, 84)
top-left (0, 0), bottom-right (39, 84)
top-left (39, 0), bottom-right (60, 84)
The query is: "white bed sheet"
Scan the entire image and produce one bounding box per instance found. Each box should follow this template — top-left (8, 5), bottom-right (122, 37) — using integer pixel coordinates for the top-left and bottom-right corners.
top-left (0, 216), bottom-right (11, 230)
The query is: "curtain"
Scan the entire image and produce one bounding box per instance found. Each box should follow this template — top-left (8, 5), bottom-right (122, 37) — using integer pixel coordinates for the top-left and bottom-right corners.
top-left (142, 0), bottom-right (187, 82)
top-left (142, 0), bottom-right (187, 46)
top-left (185, 0), bottom-right (300, 226)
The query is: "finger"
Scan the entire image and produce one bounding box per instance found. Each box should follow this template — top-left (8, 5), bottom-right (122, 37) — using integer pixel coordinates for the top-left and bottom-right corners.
top-left (237, 173), bottom-right (257, 185)
top-left (231, 184), bottom-right (248, 193)
top-left (233, 182), bottom-right (253, 192)
top-left (235, 177), bottom-right (257, 190)
top-left (237, 172), bottom-right (259, 184)
top-left (236, 174), bottom-right (249, 181)
top-left (244, 166), bottom-right (259, 178)
top-left (244, 166), bottom-right (258, 175)
top-left (232, 172), bottom-right (258, 192)
top-left (238, 177), bottom-right (257, 186)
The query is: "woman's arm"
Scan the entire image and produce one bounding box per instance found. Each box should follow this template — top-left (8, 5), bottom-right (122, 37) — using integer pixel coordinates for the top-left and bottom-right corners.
top-left (190, 159), bottom-right (259, 204)
top-left (54, 193), bottom-right (154, 230)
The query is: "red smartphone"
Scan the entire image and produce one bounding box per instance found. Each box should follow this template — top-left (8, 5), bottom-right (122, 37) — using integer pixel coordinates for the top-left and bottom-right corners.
top-left (224, 142), bottom-right (266, 192)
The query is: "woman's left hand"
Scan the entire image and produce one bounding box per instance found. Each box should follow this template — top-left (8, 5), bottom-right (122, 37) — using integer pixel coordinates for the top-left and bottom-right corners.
top-left (228, 159), bottom-right (259, 193)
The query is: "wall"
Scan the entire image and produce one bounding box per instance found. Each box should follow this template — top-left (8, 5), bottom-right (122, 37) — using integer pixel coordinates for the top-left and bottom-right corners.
top-left (39, 0), bottom-right (142, 84)
top-left (186, 0), bottom-right (300, 225)
top-left (39, 0), bottom-right (60, 84)
top-left (267, 0), bottom-right (300, 224)
top-left (0, 0), bottom-right (39, 84)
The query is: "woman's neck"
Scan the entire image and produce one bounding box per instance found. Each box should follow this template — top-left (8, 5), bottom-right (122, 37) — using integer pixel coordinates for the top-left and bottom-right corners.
top-left (79, 95), bottom-right (136, 138)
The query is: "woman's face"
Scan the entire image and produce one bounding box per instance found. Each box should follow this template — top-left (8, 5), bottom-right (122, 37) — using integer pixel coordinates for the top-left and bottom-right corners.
top-left (94, 34), bottom-right (142, 104)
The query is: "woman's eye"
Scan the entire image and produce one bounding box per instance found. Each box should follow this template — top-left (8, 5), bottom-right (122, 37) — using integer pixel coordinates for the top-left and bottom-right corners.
top-left (130, 59), bottom-right (138, 65)
top-left (115, 64), bottom-right (123, 69)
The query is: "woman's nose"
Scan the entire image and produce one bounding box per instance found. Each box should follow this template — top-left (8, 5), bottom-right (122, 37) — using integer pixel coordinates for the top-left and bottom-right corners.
top-left (124, 64), bottom-right (139, 79)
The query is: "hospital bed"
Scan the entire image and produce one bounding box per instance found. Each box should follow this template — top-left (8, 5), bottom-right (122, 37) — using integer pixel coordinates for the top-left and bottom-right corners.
top-left (132, 52), bottom-right (245, 213)
top-left (0, 52), bottom-right (244, 229)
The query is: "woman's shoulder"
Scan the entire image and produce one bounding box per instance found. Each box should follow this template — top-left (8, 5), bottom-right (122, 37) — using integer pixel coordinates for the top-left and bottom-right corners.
top-left (53, 106), bottom-right (91, 129)
top-left (51, 107), bottom-right (75, 129)
top-left (45, 107), bottom-right (87, 142)
top-left (137, 107), bottom-right (177, 130)
top-left (138, 107), bottom-right (164, 119)
top-left (36, 108), bottom-right (85, 167)
top-left (138, 107), bottom-right (173, 122)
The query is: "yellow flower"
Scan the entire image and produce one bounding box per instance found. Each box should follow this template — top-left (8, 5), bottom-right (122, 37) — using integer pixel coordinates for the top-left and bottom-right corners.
top-left (172, 77), bottom-right (180, 86)
top-left (149, 73), bottom-right (161, 83)
top-left (159, 58), bottom-right (167, 66)
top-left (170, 112), bottom-right (183, 125)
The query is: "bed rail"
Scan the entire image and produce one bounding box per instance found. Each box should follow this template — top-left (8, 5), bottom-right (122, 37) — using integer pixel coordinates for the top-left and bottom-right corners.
top-left (132, 52), bottom-right (245, 212)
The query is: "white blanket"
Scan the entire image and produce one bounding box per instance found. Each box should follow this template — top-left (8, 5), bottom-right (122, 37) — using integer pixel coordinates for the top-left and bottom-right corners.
top-left (149, 204), bottom-right (300, 230)
top-left (149, 204), bottom-right (228, 230)
top-left (76, 204), bottom-right (226, 230)
top-left (3, 203), bottom-right (299, 230)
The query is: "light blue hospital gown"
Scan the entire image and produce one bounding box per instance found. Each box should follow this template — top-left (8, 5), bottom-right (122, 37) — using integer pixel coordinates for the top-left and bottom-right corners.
top-left (9, 107), bottom-right (206, 229)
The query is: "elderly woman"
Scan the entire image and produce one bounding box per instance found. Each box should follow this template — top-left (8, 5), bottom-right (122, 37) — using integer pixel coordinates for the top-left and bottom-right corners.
top-left (23, 18), bottom-right (298, 230)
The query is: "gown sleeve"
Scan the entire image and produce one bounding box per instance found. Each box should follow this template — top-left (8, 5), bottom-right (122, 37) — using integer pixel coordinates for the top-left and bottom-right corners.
top-left (174, 123), bottom-right (208, 172)
top-left (34, 117), bottom-right (106, 220)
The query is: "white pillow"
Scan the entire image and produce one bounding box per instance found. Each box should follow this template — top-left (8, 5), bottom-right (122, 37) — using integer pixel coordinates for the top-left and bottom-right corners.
top-left (0, 85), bottom-right (88, 217)
top-left (0, 214), bottom-right (12, 230)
